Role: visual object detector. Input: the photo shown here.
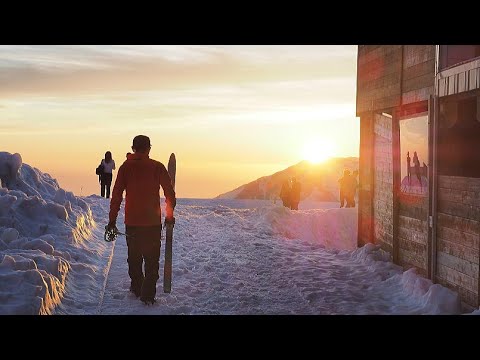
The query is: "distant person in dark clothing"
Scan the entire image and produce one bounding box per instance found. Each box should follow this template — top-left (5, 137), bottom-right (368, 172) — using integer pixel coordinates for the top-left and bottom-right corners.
top-left (413, 151), bottom-right (421, 188)
top-left (349, 170), bottom-right (359, 207)
top-left (290, 177), bottom-right (301, 210)
top-left (407, 151), bottom-right (411, 183)
top-left (280, 180), bottom-right (291, 208)
top-left (99, 151), bottom-right (116, 198)
top-left (338, 169), bottom-right (351, 208)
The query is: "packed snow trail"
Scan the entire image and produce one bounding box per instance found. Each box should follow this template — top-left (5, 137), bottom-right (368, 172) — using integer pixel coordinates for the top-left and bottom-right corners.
top-left (96, 199), bottom-right (461, 315)
top-left (53, 196), bottom-right (123, 315)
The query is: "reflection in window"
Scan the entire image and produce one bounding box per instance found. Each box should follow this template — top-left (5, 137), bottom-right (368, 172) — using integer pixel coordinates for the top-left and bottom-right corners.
top-left (439, 45), bottom-right (480, 70)
top-left (400, 115), bottom-right (428, 196)
top-left (438, 96), bottom-right (480, 178)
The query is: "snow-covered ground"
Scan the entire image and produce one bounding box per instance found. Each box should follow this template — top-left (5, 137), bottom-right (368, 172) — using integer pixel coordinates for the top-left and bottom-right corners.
top-left (0, 152), bottom-right (476, 315)
top-left (98, 200), bottom-right (462, 314)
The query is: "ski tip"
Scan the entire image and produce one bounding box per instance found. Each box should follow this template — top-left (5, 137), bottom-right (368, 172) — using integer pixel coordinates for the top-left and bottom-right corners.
top-left (169, 153), bottom-right (176, 161)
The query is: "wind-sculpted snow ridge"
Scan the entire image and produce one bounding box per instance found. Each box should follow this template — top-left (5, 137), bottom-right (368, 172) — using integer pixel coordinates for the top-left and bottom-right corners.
top-left (0, 152), bottom-right (110, 315)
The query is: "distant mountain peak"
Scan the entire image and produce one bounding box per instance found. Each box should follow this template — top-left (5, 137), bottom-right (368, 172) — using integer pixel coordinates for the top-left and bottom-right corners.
top-left (215, 157), bottom-right (359, 201)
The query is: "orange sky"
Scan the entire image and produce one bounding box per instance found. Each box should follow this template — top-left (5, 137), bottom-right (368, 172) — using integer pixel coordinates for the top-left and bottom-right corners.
top-left (0, 45), bottom-right (359, 198)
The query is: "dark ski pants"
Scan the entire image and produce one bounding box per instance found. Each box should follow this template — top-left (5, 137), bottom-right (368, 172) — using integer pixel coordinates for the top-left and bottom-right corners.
top-left (339, 190), bottom-right (346, 208)
top-left (346, 196), bottom-right (355, 208)
top-left (126, 225), bottom-right (162, 300)
top-left (100, 173), bottom-right (113, 198)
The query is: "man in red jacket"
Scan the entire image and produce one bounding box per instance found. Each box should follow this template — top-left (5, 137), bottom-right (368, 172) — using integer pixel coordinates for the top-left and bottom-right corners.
top-left (107, 135), bottom-right (176, 304)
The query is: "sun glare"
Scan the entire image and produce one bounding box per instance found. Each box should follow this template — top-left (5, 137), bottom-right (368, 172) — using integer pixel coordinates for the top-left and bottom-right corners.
top-left (302, 139), bottom-right (336, 164)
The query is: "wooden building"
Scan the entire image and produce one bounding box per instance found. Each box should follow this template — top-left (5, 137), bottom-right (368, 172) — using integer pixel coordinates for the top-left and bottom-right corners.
top-left (356, 45), bottom-right (480, 311)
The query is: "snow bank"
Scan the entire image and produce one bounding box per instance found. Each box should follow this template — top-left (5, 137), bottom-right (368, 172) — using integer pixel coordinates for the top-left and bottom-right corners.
top-left (266, 206), bottom-right (358, 250)
top-left (248, 201), bottom-right (463, 313)
top-left (350, 244), bottom-right (462, 314)
top-left (0, 151), bottom-right (109, 314)
top-left (264, 205), bottom-right (461, 314)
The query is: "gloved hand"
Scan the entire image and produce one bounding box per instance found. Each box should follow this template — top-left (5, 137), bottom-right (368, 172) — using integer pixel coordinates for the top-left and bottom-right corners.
top-left (107, 221), bottom-right (117, 232)
top-left (105, 221), bottom-right (120, 242)
top-left (165, 198), bottom-right (175, 221)
top-left (166, 198), bottom-right (176, 211)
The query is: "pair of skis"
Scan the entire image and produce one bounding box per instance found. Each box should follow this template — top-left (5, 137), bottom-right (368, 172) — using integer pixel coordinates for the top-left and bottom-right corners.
top-left (104, 153), bottom-right (176, 294)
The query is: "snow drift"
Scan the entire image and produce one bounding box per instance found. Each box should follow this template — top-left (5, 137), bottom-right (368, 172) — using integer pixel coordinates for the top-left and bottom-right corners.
top-left (0, 151), bottom-right (109, 314)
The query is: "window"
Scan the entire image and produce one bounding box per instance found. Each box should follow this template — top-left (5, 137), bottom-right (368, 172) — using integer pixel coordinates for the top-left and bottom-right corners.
top-left (438, 96), bottom-right (480, 178)
top-left (399, 114), bottom-right (429, 196)
top-left (439, 45), bottom-right (480, 70)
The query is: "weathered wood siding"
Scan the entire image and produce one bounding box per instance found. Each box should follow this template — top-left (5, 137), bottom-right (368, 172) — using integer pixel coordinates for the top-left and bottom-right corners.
top-left (437, 58), bottom-right (480, 97)
top-left (357, 45), bottom-right (435, 114)
top-left (357, 46), bottom-right (402, 115)
top-left (436, 175), bottom-right (480, 308)
top-left (402, 45), bottom-right (435, 104)
top-left (357, 45), bottom-right (432, 269)
top-left (358, 113), bottom-right (374, 246)
top-left (398, 194), bottom-right (429, 277)
top-left (373, 114), bottom-right (394, 257)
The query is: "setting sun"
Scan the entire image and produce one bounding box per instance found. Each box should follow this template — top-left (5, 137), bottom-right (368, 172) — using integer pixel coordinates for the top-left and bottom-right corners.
top-left (301, 139), bottom-right (336, 164)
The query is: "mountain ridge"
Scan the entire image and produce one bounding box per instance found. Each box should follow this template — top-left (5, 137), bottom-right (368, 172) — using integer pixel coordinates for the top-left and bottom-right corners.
top-left (216, 157), bottom-right (359, 202)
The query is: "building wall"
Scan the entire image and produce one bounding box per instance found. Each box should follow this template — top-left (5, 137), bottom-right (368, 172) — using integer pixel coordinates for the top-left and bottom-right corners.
top-left (357, 45), bottom-right (480, 310)
top-left (402, 45), bottom-right (436, 104)
top-left (358, 113), bottom-right (374, 246)
top-left (437, 57), bottom-right (480, 97)
top-left (373, 114), bottom-right (394, 256)
top-left (357, 45), bottom-right (435, 115)
top-left (397, 195), bottom-right (429, 277)
top-left (435, 175), bottom-right (480, 309)
top-left (357, 45), bottom-right (402, 115)
top-left (357, 45), bottom-right (434, 276)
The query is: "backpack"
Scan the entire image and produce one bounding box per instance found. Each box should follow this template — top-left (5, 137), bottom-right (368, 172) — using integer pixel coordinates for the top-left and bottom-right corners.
top-left (95, 163), bottom-right (105, 175)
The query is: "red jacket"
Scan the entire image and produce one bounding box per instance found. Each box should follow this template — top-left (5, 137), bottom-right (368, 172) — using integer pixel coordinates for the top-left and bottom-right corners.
top-left (109, 152), bottom-right (176, 226)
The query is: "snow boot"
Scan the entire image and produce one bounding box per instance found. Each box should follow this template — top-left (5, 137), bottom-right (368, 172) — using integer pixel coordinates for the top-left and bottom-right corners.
top-left (130, 276), bottom-right (144, 298)
top-left (130, 285), bottom-right (142, 298)
top-left (140, 296), bottom-right (156, 305)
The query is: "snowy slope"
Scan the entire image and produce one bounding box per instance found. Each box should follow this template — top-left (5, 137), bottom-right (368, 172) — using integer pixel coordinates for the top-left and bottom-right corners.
top-left (0, 152), bottom-right (111, 314)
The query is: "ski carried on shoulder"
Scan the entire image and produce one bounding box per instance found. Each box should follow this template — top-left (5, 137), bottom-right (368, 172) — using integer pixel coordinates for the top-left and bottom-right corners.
top-left (163, 153), bottom-right (176, 293)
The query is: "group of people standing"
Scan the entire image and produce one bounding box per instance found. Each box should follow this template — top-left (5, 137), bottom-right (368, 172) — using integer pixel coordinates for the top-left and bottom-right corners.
top-left (279, 170), bottom-right (359, 210)
top-left (279, 177), bottom-right (302, 210)
top-left (406, 151), bottom-right (422, 187)
top-left (338, 169), bottom-right (358, 208)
